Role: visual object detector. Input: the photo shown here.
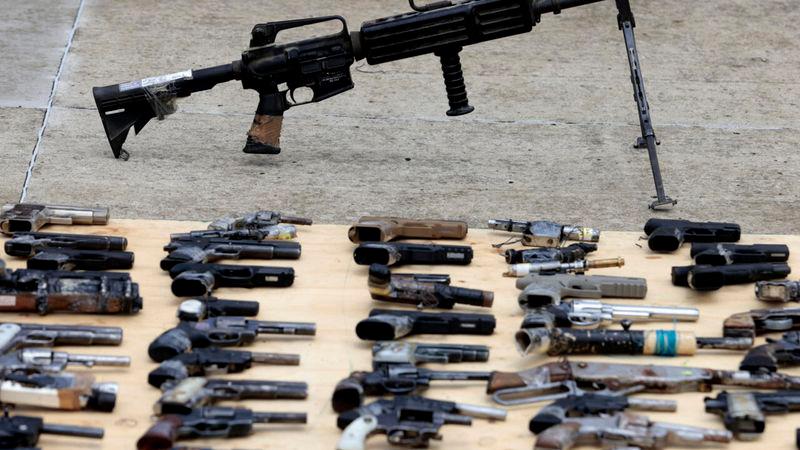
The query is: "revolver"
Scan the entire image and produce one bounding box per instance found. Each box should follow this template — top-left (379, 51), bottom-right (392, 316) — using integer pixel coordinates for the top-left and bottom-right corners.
top-left (0, 267), bottom-right (142, 314)
top-left (332, 364), bottom-right (492, 413)
top-left (0, 348), bottom-right (130, 374)
top-left (148, 316), bottom-right (316, 362)
top-left (488, 218), bottom-right (600, 247)
top-left (705, 390), bottom-right (800, 440)
top-left (208, 210), bottom-right (311, 230)
top-left (533, 412), bottom-right (731, 450)
top-left (136, 407), bottom-right (306, 450)
top-left (643, 218), bottom-right (740, 252)
top-left (148, 347), bottom-right (300, 388)
top-left (4, 231), bottom-right (127, 258)
top-left (347, 216), bottom-right (468, 243)
top-left (756, 280), bottom-right (800, 302)
top-left (0, 322), bottom-right (123, 353)
top-left (168, 262), bottom-right (294, 296)
top-left (336, 396), bottom-right (506, 450)
top-left (156, 377), bottom-right (308, 415)
top-left (518, 299), bottom-right (698, 330)
top-left (161, 237), bottom-right (301, 270)
top-left (738, 331), bottom-right (800, 373)
top-left (356, 309), bottom-right (496, 340)
top-left (367, 264), bottom-right (493, 309)
top-left (0, 371), bottom-right (118, 411)
top-left (0, 204), bottom-right (109, 235)
top-left (516, 273), bottom-right (648, 308)
top-left (0, 412), bottom-right (104, 448)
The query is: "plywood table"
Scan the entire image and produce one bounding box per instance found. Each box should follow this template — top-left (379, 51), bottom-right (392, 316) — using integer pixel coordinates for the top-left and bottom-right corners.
top-left (1, 220), bottom-right (798, 449)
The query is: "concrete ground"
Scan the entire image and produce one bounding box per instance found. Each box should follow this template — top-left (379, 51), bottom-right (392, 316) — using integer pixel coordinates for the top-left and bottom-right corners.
top-left (1, 0), bottom-right (798, 232)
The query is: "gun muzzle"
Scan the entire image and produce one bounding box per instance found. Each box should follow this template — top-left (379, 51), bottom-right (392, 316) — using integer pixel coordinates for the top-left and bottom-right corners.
top-left (256, 321), bottom-right (317, 336)
top-left (41, 422), bottom-right (105, 439)
top-left (251, 351), bottom-right (301, 365)
top-left (454, 402), bottom-right (507, 420)
top-left (253, 411), bottom-right (308, 423)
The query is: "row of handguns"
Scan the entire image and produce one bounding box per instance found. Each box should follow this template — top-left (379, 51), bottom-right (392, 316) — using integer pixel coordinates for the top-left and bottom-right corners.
top-left (331, 216), bottom-right (800, 449)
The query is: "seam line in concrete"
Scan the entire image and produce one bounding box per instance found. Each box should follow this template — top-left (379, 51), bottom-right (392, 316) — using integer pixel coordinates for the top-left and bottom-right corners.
top-left (19, 0), bottom-right (87, 202)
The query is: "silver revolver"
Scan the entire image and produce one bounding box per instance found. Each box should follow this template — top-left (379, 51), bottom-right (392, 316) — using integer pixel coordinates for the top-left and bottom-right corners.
top-left (518, 299), bottom-right (699, 330)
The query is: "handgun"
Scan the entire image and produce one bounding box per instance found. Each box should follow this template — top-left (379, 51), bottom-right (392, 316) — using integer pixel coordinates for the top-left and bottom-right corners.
top-left (644, 218), bottom-right (740, 252)
top-left (347, 217), bottom-right (468, 242)
top-left (168, 262), bottom-right (294, 296)
top-left (356, 309), bottom-right (495, 340)
top-left (0, 204), bottom-right (108, 235)
top-left (4, 231), bottom-right (127, 258)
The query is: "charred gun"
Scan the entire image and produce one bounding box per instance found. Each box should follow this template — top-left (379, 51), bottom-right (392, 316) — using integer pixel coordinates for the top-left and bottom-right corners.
top-left (0, 267), bottom-right (142, 314)
top-left (488, 219), bottom-right (600, 248)
top-left (208, 210), bottom-right (311, 230)
top-left (168, 263), bottom-right (294, 297)
top-left (354, 242), bottom-right (473, 266)
top-left (705, 390), bottom-right (800, 440)
top-left (336, 396), bottom-right (506, 450)
top-left (515, 326), bottom-right (752, 357)
top-left (148, 316), bottom-right (316, 362)
top-left (0, 371), bottom-right (118, 411)
top-left (644, 218), bottom-right (741, 252)
top-left (518, 299), bottom-right (698, 330)
top-left (739, 331), bottom-right (800, 373)
top-left (0, 412), bottom-right (104, 448)
top-left (0, 348), bottom-right (129, 374)
top-left (503, 243), bottom-right (597, 264)
top-left (756, 280), bottom-right (800, 303)
top-left (371, 341), bottom-right (489, 367)
top-left (533, 412), bottom-right (731, 450)
top-left (348, 217), bottom-right (467, 243)
top-left (161, 237), bottom-right (301, 270)
top-left (171, 226), bottom-right (297, 241)
top-left (26, 248), bottom-right (135, 271)
top-left (177, 297), bottom-right (260, 321)
top-left (156, 377), bottom-right (308, 415)
top-left (0, 322), bottom-right (123, 353)
top-left (356, 309), bottom-right (495, 340)
top-left (504, 257), bottom-right (624, 277)
top-left (4, 231), bottom-right (127, 258)
top-left (332, 364), bottom-right (492, 412)
top-left (528, 381), bottom-right (676, 434)
top-left (516, 273), bottom-right (648, 308)
top-left (722, 307), bottom-right (800, 339)
top-left (148, 348), bottom-right (300, 388)
top-left (0, 204), bottom-right (108, 235)
top-left (368, 264), bottom-right (493, 309)
top-left (487, 359), bottom-right (800, 406)
top-left (136, 407), bottom-right (306, 450)
top-left (691, 243), bottom-right (790, 266)
top-left (672, 263), bottom-right (791, 291)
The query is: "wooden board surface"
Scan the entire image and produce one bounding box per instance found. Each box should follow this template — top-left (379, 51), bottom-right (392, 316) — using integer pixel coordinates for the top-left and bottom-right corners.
top-left (1, 219), bottom-right (799, 450)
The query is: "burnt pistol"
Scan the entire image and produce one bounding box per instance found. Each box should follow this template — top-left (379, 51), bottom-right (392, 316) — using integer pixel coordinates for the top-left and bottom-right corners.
top-left (0, 371), bottom-right (119, 411)
top-left (354, 242), bottom-right (473, 266)
top-left (0, 348), bottom-right (130, 374)
top-left (0, 204), bottom-right (108, 235)
top-left (739, 331), bottom-right (800, 373)
top-left (371, 341), bottom-right (489, 367)
top-left (756, 280), bottom-right (800, 303)
top-left (336, 396), bottom-right (505, 450)
top-left (169, 262), bottom-right (294, 296)
top-left (516, 326), bottom-right (752, 357)
top-left (156, 377), bottom-right (308, 415)
top-left (148, 316), bottom-right (316, 362)
top-left (356, 309), bottom-right (495, 340)
top-left (0, 266), bottom-right (142, 314)
top-left (705, 390), bottom-right (800, 440)
top-left (348, 216), bottom-right (467, 243)
top-left (691, 243), bottom-right (790, 265)
top-left (368, 264), bottom-right (493, 309)
top-left (0, 412), bottom-right (104, 448)
top-left (722, 307), bottom-right (800, 339)
top-left (161, 237), bottom-right (301, 270)
top-left (26, 248), bottom-right (135, 271)
top-left (503, 243), bottom-right (597, 264)
top-left (148, 348), bottom-right (300, 388)
top-left (504, 257), bottom-right (624, 278)
top-left (136, 407), bottom-right (306, 450)
top-left (488, 218), bottom-right (600, 248)
top-left (4, 231), bottom-right (127, 258)
top-left (644, 218), bottom-right (741, 252)
top-left (671, 263), bottom-right (791, 291)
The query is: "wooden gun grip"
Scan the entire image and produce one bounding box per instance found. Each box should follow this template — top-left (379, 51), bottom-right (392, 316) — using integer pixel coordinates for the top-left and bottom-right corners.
top-left (136, 415), bottom-right (182, 450)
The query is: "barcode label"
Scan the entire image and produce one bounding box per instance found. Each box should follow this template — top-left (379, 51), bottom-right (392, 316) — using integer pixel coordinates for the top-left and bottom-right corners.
top-left (119, 70), bottom-right (192, 92)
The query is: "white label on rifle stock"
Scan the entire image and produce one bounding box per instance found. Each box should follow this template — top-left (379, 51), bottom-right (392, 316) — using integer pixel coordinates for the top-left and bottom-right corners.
top-left (447, 253), bottom-right (465, 259)
top-left (119, 70), bottom-right (193, 91)
top-left (0, 296), bottom-right (16, 307)
top-left (265, 276), bottom-right (279, 282)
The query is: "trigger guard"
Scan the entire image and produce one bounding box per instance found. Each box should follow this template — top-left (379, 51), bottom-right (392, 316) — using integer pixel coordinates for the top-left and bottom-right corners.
top-left (287, 86), bottom-right (316, 106)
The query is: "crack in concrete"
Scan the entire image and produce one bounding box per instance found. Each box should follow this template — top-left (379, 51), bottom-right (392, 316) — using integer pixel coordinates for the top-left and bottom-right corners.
top-left (19, 0), bottom-right (86, 202)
